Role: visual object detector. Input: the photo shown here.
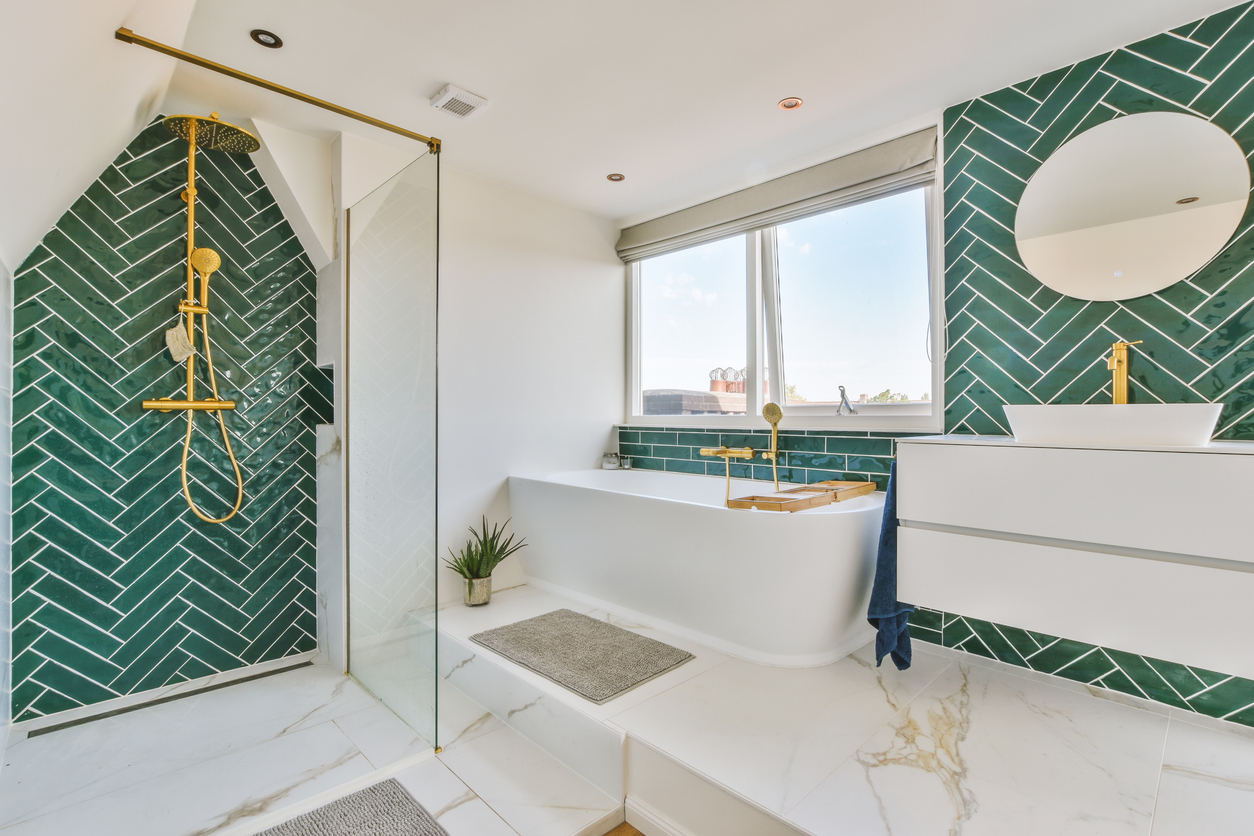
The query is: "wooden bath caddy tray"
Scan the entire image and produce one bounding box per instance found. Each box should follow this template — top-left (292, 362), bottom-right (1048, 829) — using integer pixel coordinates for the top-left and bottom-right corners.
top-left (727, 480), bottom-right (877, 512)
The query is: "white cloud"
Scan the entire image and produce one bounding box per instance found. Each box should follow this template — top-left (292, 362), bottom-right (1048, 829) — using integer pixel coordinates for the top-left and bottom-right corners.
top-left (777, 227), bottom-right (795, 247)
top-left (799, 243), bottom-right (811, 255)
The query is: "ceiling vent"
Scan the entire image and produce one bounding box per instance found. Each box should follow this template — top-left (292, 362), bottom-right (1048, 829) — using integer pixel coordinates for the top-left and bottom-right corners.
top-left (430, 84), bottom-right (488, 120)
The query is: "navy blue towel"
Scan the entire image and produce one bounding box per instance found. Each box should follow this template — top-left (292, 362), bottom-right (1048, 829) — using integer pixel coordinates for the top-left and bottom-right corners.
top-left (867, 461), bottom-right (914, 670)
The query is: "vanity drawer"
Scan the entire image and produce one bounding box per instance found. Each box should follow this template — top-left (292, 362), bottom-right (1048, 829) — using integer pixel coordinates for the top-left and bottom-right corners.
top-left (898, 526), bottom-right (1254, 679)
top-left (897, 441), bottom-right (1253, 563)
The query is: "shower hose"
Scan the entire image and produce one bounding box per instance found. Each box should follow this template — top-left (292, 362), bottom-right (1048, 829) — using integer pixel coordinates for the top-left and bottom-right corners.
top-left (181, 304), bottom-right (244, 524)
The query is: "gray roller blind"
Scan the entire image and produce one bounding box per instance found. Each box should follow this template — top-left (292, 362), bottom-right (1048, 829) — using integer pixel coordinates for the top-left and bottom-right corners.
top-left (616, 127), bottom-right (936, 262)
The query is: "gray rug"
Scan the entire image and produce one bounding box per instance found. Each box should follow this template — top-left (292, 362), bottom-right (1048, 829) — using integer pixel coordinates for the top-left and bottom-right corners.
top-left (258, 779), bottom-right (448, 836)
top-left (470, 608), bottom-right (694, 703)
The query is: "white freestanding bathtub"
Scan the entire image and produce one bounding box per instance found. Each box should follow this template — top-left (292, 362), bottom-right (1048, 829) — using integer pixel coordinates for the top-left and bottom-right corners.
top-left (507, 469), bottom-right (886, 666)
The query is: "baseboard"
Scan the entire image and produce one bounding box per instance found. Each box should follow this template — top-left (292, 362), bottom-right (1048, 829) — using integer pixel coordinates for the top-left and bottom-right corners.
top-left (626, 797), bottom-right (697, 836)
top-left (12, 651), bottom-right (319, 734)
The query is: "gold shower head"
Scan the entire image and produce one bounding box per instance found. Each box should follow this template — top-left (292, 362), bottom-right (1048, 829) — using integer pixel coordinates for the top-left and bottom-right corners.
top-left (163, 113), bottom-right (260, 154)
top-left (190, 247), bottom-right (221, 277)
top-left (763, 402), bottom-right (783, 426)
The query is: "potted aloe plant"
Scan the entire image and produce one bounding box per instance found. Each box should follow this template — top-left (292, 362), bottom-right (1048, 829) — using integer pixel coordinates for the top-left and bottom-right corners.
top-left (444, 517), bottom-right (528, 606)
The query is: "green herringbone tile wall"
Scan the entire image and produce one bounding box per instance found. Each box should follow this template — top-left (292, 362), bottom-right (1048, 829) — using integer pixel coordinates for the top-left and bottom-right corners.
top-left (9, 118), bottom-right (333, 722)
top-left (944, 1), bottom-right (1254, 438)
top-left (910, 608), bottom-right (1254, 726)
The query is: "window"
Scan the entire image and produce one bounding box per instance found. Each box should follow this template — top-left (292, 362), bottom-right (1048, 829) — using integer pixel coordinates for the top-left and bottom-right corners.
top-left (638, 235), bottom-right (747, 416)
top-left (630, 185), bottom-right (940, 428)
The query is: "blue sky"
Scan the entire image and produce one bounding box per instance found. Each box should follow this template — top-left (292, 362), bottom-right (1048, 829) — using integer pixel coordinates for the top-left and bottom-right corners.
top-left (640, 188), bottom-right (931, 403)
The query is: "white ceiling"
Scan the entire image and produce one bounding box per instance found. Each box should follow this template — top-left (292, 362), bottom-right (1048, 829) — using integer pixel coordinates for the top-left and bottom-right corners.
top-left (164, 0), bottom-right (1239, 227)
top-left (4, 0), bottom-right (1242, 272)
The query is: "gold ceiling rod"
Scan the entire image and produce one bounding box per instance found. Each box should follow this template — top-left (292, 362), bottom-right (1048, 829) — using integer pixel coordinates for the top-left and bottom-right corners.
top-left (114, 28), bottom-right (442, 155)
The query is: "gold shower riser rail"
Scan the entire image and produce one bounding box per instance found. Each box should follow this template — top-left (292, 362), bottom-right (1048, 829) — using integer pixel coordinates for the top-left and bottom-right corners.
top-left (114, 28), bottom-right (442, 154)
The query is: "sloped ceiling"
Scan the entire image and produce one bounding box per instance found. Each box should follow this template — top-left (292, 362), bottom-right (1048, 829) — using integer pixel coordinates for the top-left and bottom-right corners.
top-left (0, 0), bottom-right (195, 270)
top-left (3, 0), bottom-right (1240, 270)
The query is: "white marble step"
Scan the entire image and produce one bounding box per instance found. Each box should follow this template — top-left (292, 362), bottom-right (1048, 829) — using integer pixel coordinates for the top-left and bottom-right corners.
top-left (435, 585), bottom-right (811, 835)
top-left (434, 679), bottom-right (623, 836)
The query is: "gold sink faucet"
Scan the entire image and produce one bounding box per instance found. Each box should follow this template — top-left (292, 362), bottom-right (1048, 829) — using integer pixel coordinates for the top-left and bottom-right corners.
top-left (1107, 340), bottom-right (1143, 404)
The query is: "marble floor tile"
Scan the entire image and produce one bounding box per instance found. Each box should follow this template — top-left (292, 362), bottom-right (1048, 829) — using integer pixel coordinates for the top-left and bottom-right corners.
top-left (0, 664), bottom-right (376, 828)
top-left (333, 703), bottom-right (430, 769)
top-left (436, 678), bottom-right (507, 753)
top-left (436, 723), bottom-right (621, 836)
top-left (0, 721), bottom-right (374, 836)
top-left (787, 661), bottom-right (1169, 836)
top-left (392, 757), bottom-right (519, 836)
top-left (610, 643), bottom-right (951, 815)
top-left (1151, 718), bottom-right (1254, 835)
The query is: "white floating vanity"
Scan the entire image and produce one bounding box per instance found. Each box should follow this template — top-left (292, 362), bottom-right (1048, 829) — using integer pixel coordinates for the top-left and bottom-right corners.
top-left (897, 435), bottom-right (1254, 678)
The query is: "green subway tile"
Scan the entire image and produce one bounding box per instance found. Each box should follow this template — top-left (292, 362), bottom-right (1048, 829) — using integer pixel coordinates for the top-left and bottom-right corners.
top-left (1106, 650), bottom-right (1192, 709)
top-left (968, 619), bottom-right (1028, 668)
top-left (676, 432), bottom-right (720, 447)
top-left (942, 616), bottom-right (974, 648)
top-left (640, 431), bottom-right (677, 445)
top-left (957, 633), bottom-right (996, 660)
top-left (1097, 668), bottom-right (1148, 701)
top-left (750, 465), bottom-right (805, 483)
top-left (777, 435), bottom-right (825, 453)
top-left (785, 452), bottom-right (845, 470)
top-left (1187, 677), bottom-right (1254, 719)
top-left (719, 433), bottom-right (771, 450)
top-left (1024, 638), bottom-right (1098, 674)
top-left (633, 457), bottom-right (666, 471)
top-left (618, 430), bottom-right (640, 443)
top-left (909, 608), bottom-right (943, 632)
top-left (665, 459), bottom-right (705, 475)
top-left (1053, 648), bottom-right (1117, 684)
top-left (1144, 656), bottom-right (1211, 700)
top-left (846, 456), bottom-right (891, 475)
top-left (805, 469), bottom-right (848, 484)
top-left (620, 443), bottom-right (651, 457)
top-left (652, 445), bottom-right (691, 459)
top-left (911, 626), bottom-right (943, 646)
top-left (825, 437), bottom-right (891, 456)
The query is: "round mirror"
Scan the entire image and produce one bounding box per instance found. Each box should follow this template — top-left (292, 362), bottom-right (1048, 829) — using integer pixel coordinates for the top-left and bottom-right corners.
top-left (1014, 112), bottom-right (1250, 301)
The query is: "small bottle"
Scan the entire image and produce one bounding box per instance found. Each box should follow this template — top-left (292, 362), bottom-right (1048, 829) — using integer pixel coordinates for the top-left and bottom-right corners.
top-left (601, 452), bottom-right (620, 470)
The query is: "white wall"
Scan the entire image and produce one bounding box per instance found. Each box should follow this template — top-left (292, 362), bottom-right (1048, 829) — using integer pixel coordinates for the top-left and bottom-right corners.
top-left (438, 167), bottom-right (624, 603)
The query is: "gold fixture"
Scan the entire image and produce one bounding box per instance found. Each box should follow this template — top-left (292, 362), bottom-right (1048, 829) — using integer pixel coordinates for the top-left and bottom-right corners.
top-left (699, 446), bottom-right (757, 507)
top-left (114, 28), bottom-right (442, 155)
top-left (761, 402), bottom-right (783, 491)
top-left (1107, 339), bottom-right (1143, 404)
top-left (140, 115), bottom-right (249, 524)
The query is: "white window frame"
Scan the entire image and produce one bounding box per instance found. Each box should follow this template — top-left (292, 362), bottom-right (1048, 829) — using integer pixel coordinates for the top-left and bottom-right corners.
top-left (627, 179), bottom-right (945, 432)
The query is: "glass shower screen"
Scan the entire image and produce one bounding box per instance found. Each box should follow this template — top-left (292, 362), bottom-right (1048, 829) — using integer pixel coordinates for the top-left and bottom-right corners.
top-left (345, 152), bottom-right (439, 747)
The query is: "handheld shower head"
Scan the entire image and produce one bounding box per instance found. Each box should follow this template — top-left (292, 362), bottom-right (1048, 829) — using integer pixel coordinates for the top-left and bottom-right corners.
top-left (190, 247), bottom-right (221, 277)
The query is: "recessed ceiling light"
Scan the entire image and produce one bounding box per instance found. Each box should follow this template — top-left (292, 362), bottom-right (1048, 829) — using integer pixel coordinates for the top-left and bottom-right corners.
top-left (250, 29), bottom-right (283, 49)
top-left (1176, 196), bottom-right (1200, 204)
top-left (778, 97), bottom-right (803, 111)
top-left (607, 173), bottom-right (625, 182)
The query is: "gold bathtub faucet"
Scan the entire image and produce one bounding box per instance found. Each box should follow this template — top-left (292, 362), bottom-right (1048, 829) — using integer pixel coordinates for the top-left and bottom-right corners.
top-left (699, 446), bottom-right (756, 506)
top-left (1107, 340), bottom-right (1143, 404)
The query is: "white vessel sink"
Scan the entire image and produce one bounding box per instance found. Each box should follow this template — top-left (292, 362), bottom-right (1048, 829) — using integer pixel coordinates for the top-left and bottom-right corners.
top-left (1003, 403), bottom-right (1223, 447)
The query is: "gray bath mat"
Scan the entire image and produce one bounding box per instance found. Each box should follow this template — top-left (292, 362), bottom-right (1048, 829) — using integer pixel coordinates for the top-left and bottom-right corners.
top-left (470, 608), bottom-right (694, 703)
top-left (257, 779), bottom-right (447, 836)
